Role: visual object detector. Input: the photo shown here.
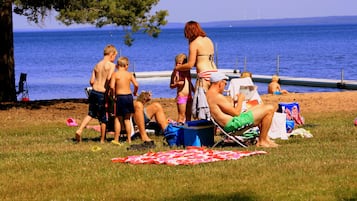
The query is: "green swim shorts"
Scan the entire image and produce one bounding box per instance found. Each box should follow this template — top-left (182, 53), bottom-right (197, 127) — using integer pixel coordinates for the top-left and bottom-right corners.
top-left (224, 111), bottom-right (254, 132)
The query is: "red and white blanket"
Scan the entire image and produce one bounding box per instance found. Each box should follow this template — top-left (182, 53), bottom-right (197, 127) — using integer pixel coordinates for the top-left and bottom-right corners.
top-left (111, 147), bottom-right (267, 166)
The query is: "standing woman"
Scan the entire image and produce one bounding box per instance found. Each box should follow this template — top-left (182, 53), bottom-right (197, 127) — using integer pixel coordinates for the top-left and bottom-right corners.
top-left (175, 21), bottom-right (218, 91)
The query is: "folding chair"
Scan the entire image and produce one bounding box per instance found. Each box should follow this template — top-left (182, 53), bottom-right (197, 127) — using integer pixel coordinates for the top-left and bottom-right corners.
top-left (211, 118), bottom-right (250, 148)
top-left (16, 73), bottom-right (29, 101)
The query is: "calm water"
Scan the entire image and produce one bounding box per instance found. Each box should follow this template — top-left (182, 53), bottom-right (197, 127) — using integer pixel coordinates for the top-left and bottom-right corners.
top-left (14, 24), bottom-right (357, 100)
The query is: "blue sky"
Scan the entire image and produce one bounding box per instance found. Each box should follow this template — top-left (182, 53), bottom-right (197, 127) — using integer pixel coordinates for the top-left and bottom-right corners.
top-left (13, 0), bottom-right (357, 30)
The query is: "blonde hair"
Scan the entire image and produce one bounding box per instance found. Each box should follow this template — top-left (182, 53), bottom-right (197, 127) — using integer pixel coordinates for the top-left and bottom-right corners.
top-left (240, 71), bottom-right (252, 78)
top-left (175, 53), bottom-right (187, 65)
top-left (272, 75), bottom-right (279, 82)
top-left (137, 91), bottom-right (152, 103)
top-left (117, 56), bottom-right (129, 68)
top-left (103, 44), bottom-right (117, 56)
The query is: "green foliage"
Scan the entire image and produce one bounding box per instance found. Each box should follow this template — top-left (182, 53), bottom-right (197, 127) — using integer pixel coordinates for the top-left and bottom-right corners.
top-left (0, 111), bottom-right (356, 200)
top-left (13, 0), bottom-right (168, 46)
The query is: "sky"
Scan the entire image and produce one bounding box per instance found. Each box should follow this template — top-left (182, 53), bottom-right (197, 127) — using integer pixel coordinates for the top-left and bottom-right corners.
top-left (13, 0), bottom-right (357, 31)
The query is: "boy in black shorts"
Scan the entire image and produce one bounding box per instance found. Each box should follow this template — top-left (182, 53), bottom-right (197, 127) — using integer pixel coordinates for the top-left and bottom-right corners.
top-left (109, 56), bottom-right (138, 144)
top-left (75, 44), bottom-right (117, 143)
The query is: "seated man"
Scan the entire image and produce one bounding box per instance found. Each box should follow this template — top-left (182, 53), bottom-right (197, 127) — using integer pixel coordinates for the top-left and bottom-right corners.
top-left (206, 72), bottom-right (278, 148)
top-left (131, 91), bottom-right (169, 147)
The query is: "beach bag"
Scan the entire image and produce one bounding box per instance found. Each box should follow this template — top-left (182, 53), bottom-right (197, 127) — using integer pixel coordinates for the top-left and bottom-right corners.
top-left (268, 112), bottom-right (289, 139)
top-left (278, 102), bottom-right (304, 126)
top-left (163, 123), bottom-right (183, 147)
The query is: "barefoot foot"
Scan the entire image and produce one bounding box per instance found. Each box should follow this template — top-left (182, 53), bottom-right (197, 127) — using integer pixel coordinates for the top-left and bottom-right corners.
top-left (256, 140), bottom-right (279, 148)
top-left (75, 133), bottom-right (82, 143)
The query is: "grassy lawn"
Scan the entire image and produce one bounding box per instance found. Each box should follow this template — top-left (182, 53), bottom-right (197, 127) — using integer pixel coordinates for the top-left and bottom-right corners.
top-left (1, 111), bottom-right (356, 201)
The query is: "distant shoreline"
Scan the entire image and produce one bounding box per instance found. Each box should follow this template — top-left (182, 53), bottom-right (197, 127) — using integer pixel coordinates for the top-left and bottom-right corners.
top-left (14, 15), bottom-right (357, 32)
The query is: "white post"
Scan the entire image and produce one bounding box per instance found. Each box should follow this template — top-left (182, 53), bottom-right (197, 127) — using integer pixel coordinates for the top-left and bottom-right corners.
top-left (244, 56), bottom-right (247, 72)
top-left (341, 67), bottom-right (344, 83)
top-left (276, 55), bottom-right (280, 76)
top-left (215, 43), bottom-right (218, 67)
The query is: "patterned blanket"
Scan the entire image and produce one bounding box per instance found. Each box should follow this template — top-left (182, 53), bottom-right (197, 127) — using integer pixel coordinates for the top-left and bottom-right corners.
top-left (111, 147), bottom-right (267, 166)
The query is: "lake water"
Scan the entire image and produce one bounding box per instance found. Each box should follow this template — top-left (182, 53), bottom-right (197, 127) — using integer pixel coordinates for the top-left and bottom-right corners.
top-left (14, 24), bottom-right (357, 100)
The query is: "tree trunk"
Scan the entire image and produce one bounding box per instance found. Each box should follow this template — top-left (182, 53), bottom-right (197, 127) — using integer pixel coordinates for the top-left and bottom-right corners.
top-left (0, 0), bottom-right (16, 102)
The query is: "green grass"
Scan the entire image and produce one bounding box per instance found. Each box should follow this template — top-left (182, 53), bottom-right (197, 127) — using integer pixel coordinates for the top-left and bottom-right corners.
top-left (1, 112), bottom-right (356, 201)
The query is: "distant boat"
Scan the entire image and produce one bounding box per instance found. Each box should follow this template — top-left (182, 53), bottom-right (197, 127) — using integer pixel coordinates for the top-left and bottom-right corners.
top-left (229, 24), bottom-right (233, 28)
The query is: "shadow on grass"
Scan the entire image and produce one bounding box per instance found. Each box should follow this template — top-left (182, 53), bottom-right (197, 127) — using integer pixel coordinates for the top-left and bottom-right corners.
top-left (0, 98), bottom-right (87, 110)
top-left (160, 191), bottom-right (258, 201)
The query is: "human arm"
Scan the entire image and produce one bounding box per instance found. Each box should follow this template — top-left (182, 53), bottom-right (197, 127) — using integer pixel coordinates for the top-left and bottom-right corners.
top-left (109, 73), bottom-right (116, 98)
top-left (169, 70), bottom-right (178, 89)
top-left (218, 93), bottom-right (245, 117)
top-left (89, 70), bottom-right (95, 86)
top-left (131, 73), bottom-right (139, 96)
top-left (175, 43), bottom-right (197, 71)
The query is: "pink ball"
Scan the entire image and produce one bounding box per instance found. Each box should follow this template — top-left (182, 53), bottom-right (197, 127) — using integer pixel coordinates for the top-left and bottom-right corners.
top-left (355, 118), bottom-right (357, 126)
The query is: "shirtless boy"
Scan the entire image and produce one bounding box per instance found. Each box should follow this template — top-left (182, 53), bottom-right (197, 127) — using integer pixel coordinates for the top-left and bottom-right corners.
top-left (110, 56), bottom-right (139, 144)
top-left (268, 75), bottom-right (289, 95)
top-left (75, 44), bottom-right (117, 143)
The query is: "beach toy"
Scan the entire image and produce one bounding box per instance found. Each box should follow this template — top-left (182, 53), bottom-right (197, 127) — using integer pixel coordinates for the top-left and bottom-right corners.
top-left (354, 118), bottom-right (357, 126)
top-left (91, 146), bottom-right (102, 152)
top-left (66, 118), bottom-right (78, 127)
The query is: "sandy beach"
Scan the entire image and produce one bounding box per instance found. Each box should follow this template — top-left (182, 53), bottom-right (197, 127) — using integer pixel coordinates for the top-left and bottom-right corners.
top-left (1, 91), bottom-right (356, 130)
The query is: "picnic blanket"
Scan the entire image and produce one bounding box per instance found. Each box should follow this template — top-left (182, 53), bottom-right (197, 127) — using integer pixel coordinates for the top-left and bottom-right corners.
top-left (111, 147), bottom-right (267, 166)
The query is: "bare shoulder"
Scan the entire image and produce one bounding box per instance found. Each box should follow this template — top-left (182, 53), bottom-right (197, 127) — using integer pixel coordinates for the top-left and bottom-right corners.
top-left (104, 61), bottom-right (115, 70)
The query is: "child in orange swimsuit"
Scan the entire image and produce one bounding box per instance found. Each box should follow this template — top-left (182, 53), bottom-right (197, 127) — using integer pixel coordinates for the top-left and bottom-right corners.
top-left (170, 53), bottom-right (194, 124)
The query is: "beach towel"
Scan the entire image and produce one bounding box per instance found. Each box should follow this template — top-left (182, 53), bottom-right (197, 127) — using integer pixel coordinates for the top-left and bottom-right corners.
top-left (192, 84), bottom-right (211, 120)
top-left (111, 147), bottom-right (267, 166)
top-left (268, 112), bottom-right (289, 140)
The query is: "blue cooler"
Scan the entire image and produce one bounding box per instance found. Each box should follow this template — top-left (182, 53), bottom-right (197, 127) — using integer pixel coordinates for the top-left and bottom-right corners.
top-left (164, 123), bottom-right (184, 147)
top-left (183, 120), bottom-right (214, 147)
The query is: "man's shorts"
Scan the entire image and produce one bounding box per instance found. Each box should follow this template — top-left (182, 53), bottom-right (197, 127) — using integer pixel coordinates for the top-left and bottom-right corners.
top-left (116, 94), bottom-right (134, 116)
top-left (224, 111), bottom-right (254, 132)
top-left (88, 90), bottom-right (107, 123)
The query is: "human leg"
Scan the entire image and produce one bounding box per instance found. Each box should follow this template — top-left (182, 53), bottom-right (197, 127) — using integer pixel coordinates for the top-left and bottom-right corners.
top-left (185, 97), bottom-right (193, 122)
top-left (113, 116), bottom-right (121, 143)
top-left (100, 122), bottom-right (106, 143)
top-left (249, 104), bottom-right (278, 147)
top-left (75, 115), bottom-right (92, 142)
top-left (177, 102), bottom-right (186, 123)
top-left (124, 114), bottom-right (132, 143)
top-left (133, 101), bottom-right (152, 142)
top-left (177, 95), bottom-right (190, 123)
top-left (75, 92), bottom-right (99, 142)
top-left (145, 102), bottom-right (168, 131)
